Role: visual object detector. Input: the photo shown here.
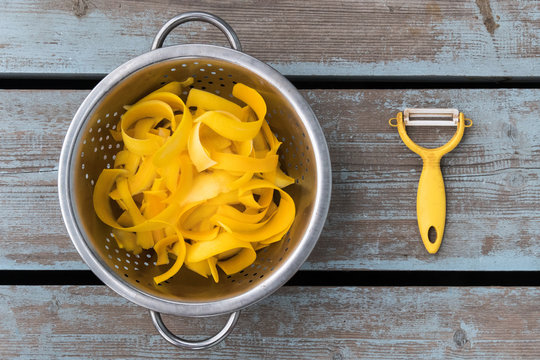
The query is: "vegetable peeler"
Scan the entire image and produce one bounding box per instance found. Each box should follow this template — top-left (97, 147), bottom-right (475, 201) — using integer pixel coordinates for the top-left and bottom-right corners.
top-left (389, 109), bottom-right (472, 254)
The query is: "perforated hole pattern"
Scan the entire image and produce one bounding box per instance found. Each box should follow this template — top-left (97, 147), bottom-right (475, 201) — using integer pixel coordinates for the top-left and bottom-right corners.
top-left (73, 57), bottom-right (317, 302)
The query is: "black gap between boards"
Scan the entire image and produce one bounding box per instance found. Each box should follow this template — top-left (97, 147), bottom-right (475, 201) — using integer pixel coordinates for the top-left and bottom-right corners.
top-left (0, 270), bottom-right (538, 287)
top-left (1, 77), bottom-right (540, 90)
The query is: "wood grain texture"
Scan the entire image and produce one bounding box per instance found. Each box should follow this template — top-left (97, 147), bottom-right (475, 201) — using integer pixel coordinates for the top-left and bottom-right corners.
top-left (0, 286), bottom-right (538, 359)
top-left (1, 89), bottom-right (540, 270)
top-left (1, 0), bottom-right (539, 78)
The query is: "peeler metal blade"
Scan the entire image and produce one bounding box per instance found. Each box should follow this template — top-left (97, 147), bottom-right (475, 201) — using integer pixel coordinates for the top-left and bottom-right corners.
top-left (404, 108), bottom-right (459, 126)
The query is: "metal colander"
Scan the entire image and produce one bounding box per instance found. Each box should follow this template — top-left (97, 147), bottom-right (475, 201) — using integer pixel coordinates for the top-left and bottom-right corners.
top-left (58, 12), bottom-right (331, 349)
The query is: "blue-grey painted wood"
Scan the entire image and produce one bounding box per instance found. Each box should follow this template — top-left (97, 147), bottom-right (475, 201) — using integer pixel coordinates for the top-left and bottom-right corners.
top-left (0, 0), bottom-right (539, 79)
top-left (1, 89), bottom-right (539, 271)
top-left (307, 88), bottom-right (540, 271)
top-left (0, 286), bottom-right (538, 359)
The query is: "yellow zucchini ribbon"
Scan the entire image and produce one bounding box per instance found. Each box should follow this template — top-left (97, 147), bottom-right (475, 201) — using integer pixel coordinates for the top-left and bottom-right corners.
top-left (93, 80), bottom-right (296, 284)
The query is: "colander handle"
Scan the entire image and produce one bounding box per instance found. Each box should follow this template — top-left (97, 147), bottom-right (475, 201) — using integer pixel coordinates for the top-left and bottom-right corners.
top-left (150, 310), bottom-right (240, 350)
top-left (151, 11), bottom-right (242, 51)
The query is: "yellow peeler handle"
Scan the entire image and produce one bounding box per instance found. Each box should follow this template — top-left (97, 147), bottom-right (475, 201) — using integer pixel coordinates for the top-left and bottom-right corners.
top-left (392, 112), bottom-right (469, 254)
top-left (416, 154), bottom-right (446, 254)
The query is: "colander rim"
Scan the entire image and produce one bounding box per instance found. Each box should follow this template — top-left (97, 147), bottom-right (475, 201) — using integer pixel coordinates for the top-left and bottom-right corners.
top-left (58, 43), bottom-right (332, 317)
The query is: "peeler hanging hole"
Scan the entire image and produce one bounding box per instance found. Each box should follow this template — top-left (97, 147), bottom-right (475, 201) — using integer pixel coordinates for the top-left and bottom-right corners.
top-left (388, 118), bottom-right (398, 127)
top-left (464, 118), bottom-right (473, 127)
top-left (428, 226), bottom-right (437, 244)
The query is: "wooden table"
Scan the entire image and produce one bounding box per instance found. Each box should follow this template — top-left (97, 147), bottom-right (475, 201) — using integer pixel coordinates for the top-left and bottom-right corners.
top-left (1, 1), bottom-right (539, 358)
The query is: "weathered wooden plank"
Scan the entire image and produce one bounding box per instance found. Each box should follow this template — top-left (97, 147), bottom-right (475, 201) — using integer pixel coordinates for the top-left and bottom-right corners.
top-left (307, 88), bottom-right (540, 270)
top-left (0, 286), bottom-right (538, 359)
top-left (1, 89), bottom-right (540, 270)
top-left (1, 0), bottom-right (539, 78)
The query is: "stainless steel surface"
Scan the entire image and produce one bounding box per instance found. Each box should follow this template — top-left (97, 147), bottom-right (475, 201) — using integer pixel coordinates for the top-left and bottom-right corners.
top-left (404, 108), bottom-right (459, 126)
top-left (58, 11), bottom-right (331, 348)
top-left (150, 310), bottom-right (240, 350)
top-left (151, 11), bottom-right (242, 51)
